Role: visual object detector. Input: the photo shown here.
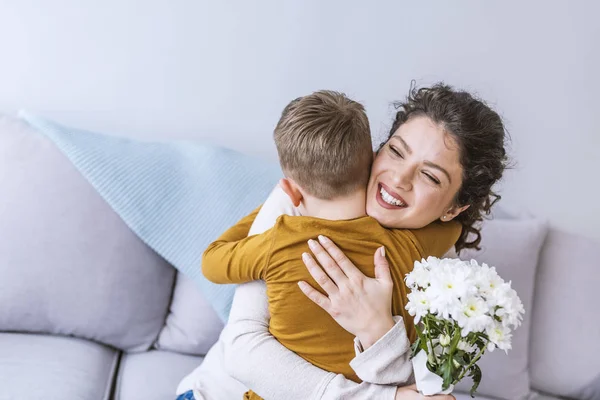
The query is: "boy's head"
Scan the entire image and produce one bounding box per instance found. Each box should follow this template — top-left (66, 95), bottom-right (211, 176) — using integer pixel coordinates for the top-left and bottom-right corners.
top-left (274, 90), bottom-right (373, 202)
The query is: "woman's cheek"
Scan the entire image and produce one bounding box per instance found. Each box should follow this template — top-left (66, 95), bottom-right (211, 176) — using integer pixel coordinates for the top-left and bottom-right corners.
top-left (416, 189), bottom-right (439, 216)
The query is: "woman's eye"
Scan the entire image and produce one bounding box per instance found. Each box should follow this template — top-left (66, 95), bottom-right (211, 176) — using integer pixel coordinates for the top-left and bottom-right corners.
top-left (423, 172), bottom-right (441, 185)
top-left (390, 146), bottom-right (404, 158)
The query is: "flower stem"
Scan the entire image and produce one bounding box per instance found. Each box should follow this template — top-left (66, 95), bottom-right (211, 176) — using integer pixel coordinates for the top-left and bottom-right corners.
top-left (455, 340), bottom-right (488, 383)
top-left (424, 315), bottom-right (438, 365)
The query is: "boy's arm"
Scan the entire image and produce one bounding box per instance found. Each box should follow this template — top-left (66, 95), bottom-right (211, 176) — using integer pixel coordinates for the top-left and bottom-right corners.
top-left (201, 209), bottom-right (274, 284)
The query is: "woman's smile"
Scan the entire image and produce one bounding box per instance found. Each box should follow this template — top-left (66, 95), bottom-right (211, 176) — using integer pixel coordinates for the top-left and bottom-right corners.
top-left (376, 182), bottom-right (408, 209)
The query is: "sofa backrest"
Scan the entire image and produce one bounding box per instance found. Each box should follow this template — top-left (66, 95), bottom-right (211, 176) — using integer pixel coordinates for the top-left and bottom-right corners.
top-left (529, 228), bottom-right (600, 400)
top-left (451, 215), bottom-right (547, 400)
top-left (0, 116), bottom-right (175, 352)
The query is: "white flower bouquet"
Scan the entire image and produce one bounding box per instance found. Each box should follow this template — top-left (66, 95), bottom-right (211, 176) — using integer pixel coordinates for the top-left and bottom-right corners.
top-left (405, 257), bottom-right (524, 397)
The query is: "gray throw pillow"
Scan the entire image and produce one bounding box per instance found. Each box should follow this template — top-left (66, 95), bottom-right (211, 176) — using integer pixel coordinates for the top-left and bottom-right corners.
top-left (529, 229), bottom-right (600, 400)
top-left (155, 273), bottom-right (224, 355)
top-left (453, 216), bottom-right (548, 400)
top-left (0, 115), bottom-right (175, 351)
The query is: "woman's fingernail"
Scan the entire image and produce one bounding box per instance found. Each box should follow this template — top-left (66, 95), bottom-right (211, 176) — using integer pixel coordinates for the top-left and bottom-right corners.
top-left (308, 239), bottom-right (317, 249)
top-left (302, 252), bottom-right (311, 262)
top-left (380, 246), bottom-right (386, 257)
top-left (318, 235), bottom-right (329, 243)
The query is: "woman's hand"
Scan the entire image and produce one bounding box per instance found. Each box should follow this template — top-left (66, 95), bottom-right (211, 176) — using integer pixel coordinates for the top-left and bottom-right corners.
top-left (298, 235), bottom-right (395, 349)
top-left (395, 384), bottom-right (455, 400)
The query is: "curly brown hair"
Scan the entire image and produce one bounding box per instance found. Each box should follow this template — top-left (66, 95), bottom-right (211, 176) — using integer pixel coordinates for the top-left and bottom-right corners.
top-left (382, 83), bottom-right (509, 253)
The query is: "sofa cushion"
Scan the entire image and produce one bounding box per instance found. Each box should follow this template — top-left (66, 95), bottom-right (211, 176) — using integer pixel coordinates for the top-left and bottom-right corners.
top-left (115, 350), bottom-right (203, 400)
top-left (530, 229), bottom-right (600, 400)
top-left (21, 111), bottom-right (282, 322)
top-left (0, 115), bottom-right (175, 351)
top-left (156, 273), bottom-right (224, 355)
top-left (453, 393), bottom-right (501, 400)
top-left (453, 391), bottom-right (563, 400)
top-left (0, 332), bottom-right (118, 400)
top-left (453, 216), bottom-right (548, 400)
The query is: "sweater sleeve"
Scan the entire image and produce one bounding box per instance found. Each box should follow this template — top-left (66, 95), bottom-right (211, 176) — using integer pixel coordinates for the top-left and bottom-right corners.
top-left (410, 220), bottom-right (462, 257)
top-left (201, 218), bottom-right (275, 284)
top-left (221, 281), bottom-right (398, 400)
top-left (350, 316), bottom-right (414, 385)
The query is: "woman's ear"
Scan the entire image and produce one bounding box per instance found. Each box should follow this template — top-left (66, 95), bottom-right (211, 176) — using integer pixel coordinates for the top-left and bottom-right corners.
top-left (279, 178), bottom-right (303, 207)
top-left (440, 204), bottom-right (470, 222)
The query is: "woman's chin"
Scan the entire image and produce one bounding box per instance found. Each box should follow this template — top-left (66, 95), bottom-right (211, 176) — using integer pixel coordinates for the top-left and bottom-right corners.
top-left (367, 203), bottom-right (405, 228)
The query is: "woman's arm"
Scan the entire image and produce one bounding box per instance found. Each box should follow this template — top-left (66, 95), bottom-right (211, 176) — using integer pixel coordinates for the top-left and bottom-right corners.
top-left (222, 276), bottom-right (454, 400)
top-left (299, 236), bottom-right (413, 385)
top-left (221, 280), bottom-right (398, 400)
top-left (219, 187), bottom-right (398, 397)
top-left (219, 195), bottom-right (452, 399)
top-left (298, 238), bottom-right (456, 400)
top-left (350, 315), bottom-right (414, 385)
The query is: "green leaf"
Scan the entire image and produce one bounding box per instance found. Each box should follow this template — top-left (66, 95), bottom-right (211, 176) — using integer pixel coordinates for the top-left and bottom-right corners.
top-left (441, 356), bottom-right (455, 390)
top-left (468, 364), bottom-right (482, 397)
top-left (411, 337), bottom-right (421, 359)
top-left (427, 315), bottom-right (444, 336)
top-left (451, 328), bottom-right (461, 347)
top-left (453, 353), bottom-right (468, 366)
top-left (414, 325), bottom-right (428, 353)
top-left (474, 338), bottom-right (485, 350)
top-left (416, 323), bottom-right (424, 336)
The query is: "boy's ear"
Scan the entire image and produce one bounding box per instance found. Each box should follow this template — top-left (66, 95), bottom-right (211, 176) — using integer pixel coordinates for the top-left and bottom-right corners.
top-left (279, 178), bottom-right (303, 207)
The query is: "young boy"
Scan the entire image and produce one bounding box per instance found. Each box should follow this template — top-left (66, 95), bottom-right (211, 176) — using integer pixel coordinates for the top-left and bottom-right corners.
top-left (202, 91), bottom-right (460, 399)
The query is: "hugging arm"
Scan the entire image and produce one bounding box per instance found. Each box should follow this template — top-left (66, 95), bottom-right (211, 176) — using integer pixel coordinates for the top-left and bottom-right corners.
top-left (221, 281), bottom-right (400, 400)
top-left (299, 236), bottom-right (414, 385)
top-left (201, 210), bottom-right (274, 284)
top-left (216, 189), bottom-right (417, 398)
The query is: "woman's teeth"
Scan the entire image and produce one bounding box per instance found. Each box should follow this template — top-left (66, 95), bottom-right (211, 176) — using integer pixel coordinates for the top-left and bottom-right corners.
top-left (380, 186), bottom-right (406, 207)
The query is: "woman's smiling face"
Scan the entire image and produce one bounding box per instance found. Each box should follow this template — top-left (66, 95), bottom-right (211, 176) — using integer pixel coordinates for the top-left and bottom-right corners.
top-left (366, 116), bottom-right (465, 229)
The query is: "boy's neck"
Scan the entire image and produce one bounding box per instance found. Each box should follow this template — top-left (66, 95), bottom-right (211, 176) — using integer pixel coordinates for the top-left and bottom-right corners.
top-left (300, 190), bottom-right (367, 221)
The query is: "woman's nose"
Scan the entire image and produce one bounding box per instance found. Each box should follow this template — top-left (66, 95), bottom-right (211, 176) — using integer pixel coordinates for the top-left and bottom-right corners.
top-left (391, 169), bottom-right (413, 191)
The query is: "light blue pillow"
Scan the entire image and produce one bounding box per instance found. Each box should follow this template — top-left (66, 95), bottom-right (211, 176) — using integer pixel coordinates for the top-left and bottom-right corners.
top-left (19, 111), bottom-right (282, 322)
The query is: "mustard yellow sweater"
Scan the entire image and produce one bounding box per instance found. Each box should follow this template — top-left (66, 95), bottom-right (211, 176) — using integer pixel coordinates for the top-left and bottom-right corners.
top-left (202, 207), bottom-right (461, 394)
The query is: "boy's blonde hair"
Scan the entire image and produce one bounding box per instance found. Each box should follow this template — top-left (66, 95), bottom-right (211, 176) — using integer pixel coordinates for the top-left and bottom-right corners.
top-left (274, 90), bottom-right (373, 200)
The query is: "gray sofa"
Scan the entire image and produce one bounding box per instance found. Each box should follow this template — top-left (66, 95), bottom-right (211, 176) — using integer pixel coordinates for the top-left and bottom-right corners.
top-left (1, 115), bottom-right (598, 400)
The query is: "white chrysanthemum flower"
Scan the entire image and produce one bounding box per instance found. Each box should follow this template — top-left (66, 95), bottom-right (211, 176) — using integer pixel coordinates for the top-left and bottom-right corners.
top-left (423, 256), bottom-right (442, 269)
top-left (405, 262), bottom-right (432, 289)
top-left (454, 296), bottom-right (492, 336)
top-left (473, 263), bottom-right (504, 297)
top-left (427, 262), bottom-right (474, 318)
top-left (457, 340), bottom-right (478, 354)
top-left (405, 290), bottom-right (430, 324)
top-left (486, 321), bottom-right (513, 353)
top-left (404, 255), bottom-right (523, 376)
top-left (493, 283), bottom-right (525, 328)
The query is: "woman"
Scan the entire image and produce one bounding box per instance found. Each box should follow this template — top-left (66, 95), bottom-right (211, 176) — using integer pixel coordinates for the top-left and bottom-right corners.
top-left (182, 83), bottom-right (508, 399)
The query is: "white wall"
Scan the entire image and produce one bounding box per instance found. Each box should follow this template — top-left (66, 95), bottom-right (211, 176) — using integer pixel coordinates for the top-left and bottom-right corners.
top-left (1, 0), bottom-right (598, 240)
